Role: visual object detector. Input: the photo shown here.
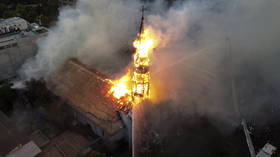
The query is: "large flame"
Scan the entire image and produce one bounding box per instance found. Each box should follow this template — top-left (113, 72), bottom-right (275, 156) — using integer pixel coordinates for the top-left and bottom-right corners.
top-left (108, 27), bottom-right (157, 108)
top-left (109, 72), bottom-right (131, 99)
top-left (133, 30), bottom-right (154, 60)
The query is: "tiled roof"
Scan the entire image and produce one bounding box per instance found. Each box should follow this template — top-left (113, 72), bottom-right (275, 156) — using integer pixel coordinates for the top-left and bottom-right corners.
top-left (49, 59), bottom-right (123, 135)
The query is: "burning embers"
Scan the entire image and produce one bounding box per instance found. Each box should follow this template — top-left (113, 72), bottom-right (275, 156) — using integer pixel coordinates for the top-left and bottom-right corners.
top-left (107, 27), bottom-right (157, 111)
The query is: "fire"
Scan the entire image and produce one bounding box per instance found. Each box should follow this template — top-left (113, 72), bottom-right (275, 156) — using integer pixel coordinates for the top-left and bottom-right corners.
top-left (133, 30), bottom-right (154, 60)
top-left (108, 27), bottom-right (157, 109)
top-left (109, 72), bottom-right (131, 99)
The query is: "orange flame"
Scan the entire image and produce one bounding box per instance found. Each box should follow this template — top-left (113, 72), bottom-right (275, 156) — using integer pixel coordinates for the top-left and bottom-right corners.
top-left (133, 30), bottom-right (154, 59)
top-left (108, 27), bottom-right (158, 107)
top-left (109, 72), bottom-right (131, 99)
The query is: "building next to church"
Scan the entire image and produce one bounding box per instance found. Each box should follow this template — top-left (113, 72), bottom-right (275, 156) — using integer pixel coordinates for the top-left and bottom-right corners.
top-left (0, 17), bottom-right (48, 81)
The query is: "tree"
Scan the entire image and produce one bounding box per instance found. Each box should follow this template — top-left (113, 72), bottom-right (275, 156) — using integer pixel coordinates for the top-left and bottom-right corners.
top-left (0, 82), bottom-right (17, 114)
top-left (25, 6), bottom-right (37, 22)
top-left (0, 4), bottom-right (8, 17)
top-left (77, 151), bottom-right (109, 157)
top-left (24, 79), bottom-right (52, 108)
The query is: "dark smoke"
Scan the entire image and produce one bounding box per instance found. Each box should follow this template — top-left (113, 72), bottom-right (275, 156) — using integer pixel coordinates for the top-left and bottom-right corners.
top-left (18, 0), bottom-right (280, 156)
top-left (147, 0), bottom-right (280, 126)
top-left (134, 0), bottom-right (280, 156)
top-left (133, 101), bottom-right (251, 157)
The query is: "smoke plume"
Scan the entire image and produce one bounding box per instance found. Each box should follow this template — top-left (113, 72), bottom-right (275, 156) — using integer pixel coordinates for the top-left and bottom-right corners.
top-left (134, 0), bottom-right (280, 156)
top-left (147, 0), bottom-right (280, 125)
top-left (20, 0), bottom-right (142, 79)
top-left (19, 0), bottom-right (280, 156)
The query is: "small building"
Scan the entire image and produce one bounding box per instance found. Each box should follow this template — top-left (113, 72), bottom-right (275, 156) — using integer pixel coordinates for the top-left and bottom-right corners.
top-left (0, 17), bottom-right (28, 34)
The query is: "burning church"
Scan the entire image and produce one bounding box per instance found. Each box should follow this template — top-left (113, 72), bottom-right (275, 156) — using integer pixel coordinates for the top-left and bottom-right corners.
top-left (48, 7), bottom-right (157, 144)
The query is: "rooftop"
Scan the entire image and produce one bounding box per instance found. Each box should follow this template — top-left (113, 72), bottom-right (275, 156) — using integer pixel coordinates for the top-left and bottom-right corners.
top-left (40, 131), bottom-right (91, 157)
top-left (49, 59), bottom-right (124, 136)
top-left (0, 17), bottom-right (48, 41)
top-left (0, 17), bottom-right (28, 35)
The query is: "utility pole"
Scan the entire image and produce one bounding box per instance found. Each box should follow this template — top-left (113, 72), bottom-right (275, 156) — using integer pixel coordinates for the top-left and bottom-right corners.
top-left (226, 37), bottom-right (256, 157)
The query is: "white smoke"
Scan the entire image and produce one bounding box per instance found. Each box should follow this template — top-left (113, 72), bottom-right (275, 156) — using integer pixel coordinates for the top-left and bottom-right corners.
top-left (146, 0), bottom-right (280, 125)
top-left (20, 0), bottom-right (280, 124)
top-left (18, 0), bottom-right (280, 155)
top-left (133, 1), bottom-right (280, 156)
top-left (20, 0), bottom-right (142, 79)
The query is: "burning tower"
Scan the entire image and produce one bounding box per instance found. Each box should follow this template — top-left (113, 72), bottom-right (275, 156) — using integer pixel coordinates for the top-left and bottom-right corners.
top-left (132, 6), bottom-right (151, 104)
top-left (108, 6), bottom-right (155, 107)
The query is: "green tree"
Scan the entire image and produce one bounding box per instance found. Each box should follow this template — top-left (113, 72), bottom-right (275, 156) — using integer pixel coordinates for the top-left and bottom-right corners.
top-left (0, 4), bottom-right (8, 17)
top-left (77, 151), bottom-right (108, 157)
top-left (0, 83), bottom-right (17, 114)
top-left (24, 79), bottom-right (52, 108)
top-left (14, 4), bottom-right (27, 17)
top-left (25, 6), bottom-right (37, 22)
top-left (41, 0), bottom-right (59, 26)
top-left (3, 10), bottom-right (16, 18)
